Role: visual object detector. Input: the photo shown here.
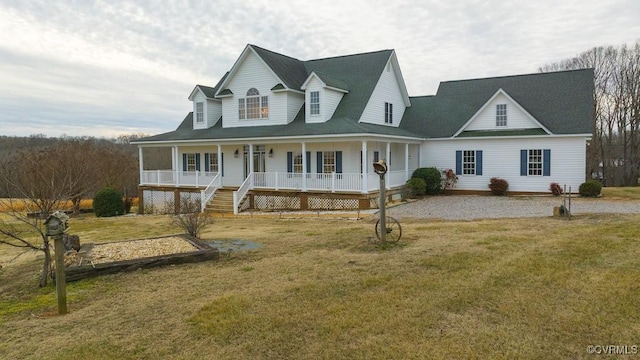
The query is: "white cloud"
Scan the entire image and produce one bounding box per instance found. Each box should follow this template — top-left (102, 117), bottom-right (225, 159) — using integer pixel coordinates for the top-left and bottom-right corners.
top-left (0, 0), bottom-right (639, 137)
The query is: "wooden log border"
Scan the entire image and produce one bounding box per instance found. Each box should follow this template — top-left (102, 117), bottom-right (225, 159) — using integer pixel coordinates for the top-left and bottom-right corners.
top-left (62, 235), bottom-right (220, 282)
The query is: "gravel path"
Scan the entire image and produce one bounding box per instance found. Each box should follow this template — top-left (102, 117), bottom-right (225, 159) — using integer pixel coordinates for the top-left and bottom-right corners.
top-left (386, 196), bottom-right (640, 220)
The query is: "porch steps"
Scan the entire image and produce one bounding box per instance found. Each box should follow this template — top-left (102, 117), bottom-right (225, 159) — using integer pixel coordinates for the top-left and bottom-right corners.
top-left (204, 188), bottom-right (236, 214)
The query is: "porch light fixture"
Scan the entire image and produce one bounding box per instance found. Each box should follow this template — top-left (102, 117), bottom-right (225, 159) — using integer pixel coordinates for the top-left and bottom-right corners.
top-left (234, 149), bottom-right (239, 158)
top-left (269, 148), bottom-right (274, 157)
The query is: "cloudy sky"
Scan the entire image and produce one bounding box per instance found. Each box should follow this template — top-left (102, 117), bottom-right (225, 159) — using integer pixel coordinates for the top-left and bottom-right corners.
top-left (1, 0), bottom-right (638, 138)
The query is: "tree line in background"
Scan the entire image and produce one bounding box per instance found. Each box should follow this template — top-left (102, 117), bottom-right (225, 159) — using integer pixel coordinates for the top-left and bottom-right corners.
top-left (0, 134), bottom-right (171, 203)
top-left (540, 40), bottom-right (640, 186)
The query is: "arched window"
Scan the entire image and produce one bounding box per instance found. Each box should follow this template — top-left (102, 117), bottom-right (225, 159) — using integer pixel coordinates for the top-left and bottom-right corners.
top-left (239, 88), bottom-right (269, 119)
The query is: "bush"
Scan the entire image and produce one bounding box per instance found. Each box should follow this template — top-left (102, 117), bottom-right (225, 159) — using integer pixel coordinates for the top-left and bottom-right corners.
top-left (549, 182), bottom-right (563, 196)
top-left (579, 180), bottom-right (602, 197)
top-left (411, 167), bottom-right (442, 195)
top-left (488, 177), bottom-right (509, 195)
top-left (93, 188), bottom-right (125, 217)
top-left (405, 178), bottom-right (427, 198)
top-left (171, 198), bottom-right (213, 239)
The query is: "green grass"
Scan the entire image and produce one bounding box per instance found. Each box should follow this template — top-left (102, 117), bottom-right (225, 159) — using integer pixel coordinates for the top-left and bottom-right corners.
top-left (1, 210), bottom-right (640, 359)
top-left (602, 186), bottom-right (640, 199)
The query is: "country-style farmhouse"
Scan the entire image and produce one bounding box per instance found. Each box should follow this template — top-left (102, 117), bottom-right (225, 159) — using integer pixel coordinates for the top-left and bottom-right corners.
top-left (133, 44), bottom-right (593, 214)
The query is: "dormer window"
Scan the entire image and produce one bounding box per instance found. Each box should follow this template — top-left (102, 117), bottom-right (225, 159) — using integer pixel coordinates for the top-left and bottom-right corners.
top-left (196, 102), bottom-right (204, 123)
top-left (310, 91), bottom-right (320, 116)
top-left (385, 102), bottom-right (393, 124)
top-left (496, 104), bottom-right (507, 126)
top-left (239, 88), bottom-right (269, 119)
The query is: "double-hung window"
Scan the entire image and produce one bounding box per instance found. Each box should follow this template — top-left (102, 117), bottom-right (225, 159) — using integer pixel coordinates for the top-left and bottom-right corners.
top-left (293, 153), bottom-right (303, 173)
top-left (521, 149), bottom-right (551, 176)
top-left (239, 88), bottom-right (269, 119)
top-left (496, 104), bottom-right (507, 127)
top-left (205, 153), bottom-right (218, 173)
top-left (185, 153), bottom-right (196, 172)
top-left (385, 102), bottom-right (393, 124)
top-left (196, 102), bottom-right (204, 123)
top-left (455, 150), bottom-right (483, 176)
top-left (323, 151), bottom-right (335, 173)
top-left (310, 91), bottom-right (320, 116)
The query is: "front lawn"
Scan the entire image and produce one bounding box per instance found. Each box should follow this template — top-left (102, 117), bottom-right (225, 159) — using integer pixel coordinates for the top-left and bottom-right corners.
top-left (1, 212), bottom-right (639, 359)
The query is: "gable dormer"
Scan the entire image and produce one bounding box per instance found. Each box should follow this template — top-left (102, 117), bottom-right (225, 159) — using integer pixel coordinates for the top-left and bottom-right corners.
top-left (214, 45), bottom-right (305, 128)
top-left (301, 72), bottom-right (349, 123)
top-left (188, 85), bottom-right (221, 129)
top-left (454, 89), bottom-right (552, 136)
top-left (359, 51), bottom-right (411, 127)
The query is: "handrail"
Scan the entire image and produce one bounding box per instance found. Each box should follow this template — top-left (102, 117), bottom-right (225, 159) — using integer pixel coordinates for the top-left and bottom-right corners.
top-left (233, 172), bottom-right (254, 215)
top-left (200, 173), bottom-right (221, 212)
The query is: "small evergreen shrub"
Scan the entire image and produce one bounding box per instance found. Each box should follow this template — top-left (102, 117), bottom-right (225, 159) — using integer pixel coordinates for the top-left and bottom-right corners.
top-left (579, 180), bottom-right (602, 197)
top-left (405, 178), bottom-right (427, 198)
top-left (411, 167), bottom-right (442, 195)
top-left (488, 177), bottom-right (509, 195)
top-left (549, 182), bottom-right (563, 196)
top-left (93, 188), bottom-right (125, 217)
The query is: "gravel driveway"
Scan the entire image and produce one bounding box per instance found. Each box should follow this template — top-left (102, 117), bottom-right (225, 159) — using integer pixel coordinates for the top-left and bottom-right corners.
top-left (386, 195), bottom-right (640, 220)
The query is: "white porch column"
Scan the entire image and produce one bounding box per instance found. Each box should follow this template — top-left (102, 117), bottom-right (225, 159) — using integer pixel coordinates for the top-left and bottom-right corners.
top-left (249, 144), bottom-right (254, 176)
top-left (405, 143), bottom-right (410, 181)
top-left (361, 140), bottom-right (368, 193)
top-left (217, 144), bottom-right (222, 186)
top-left (301, 142), bottom-right (307, 191)
top-left (173, 146), bottom-right (179, 187)
top-left (386, 142), bottom-right (391, 190)
top-left (138, 147), bottom-right (144, 185)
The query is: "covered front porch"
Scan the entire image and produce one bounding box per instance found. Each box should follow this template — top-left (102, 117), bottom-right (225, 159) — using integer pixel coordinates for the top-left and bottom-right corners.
top-left (137, 137), bottom-right (421, 213)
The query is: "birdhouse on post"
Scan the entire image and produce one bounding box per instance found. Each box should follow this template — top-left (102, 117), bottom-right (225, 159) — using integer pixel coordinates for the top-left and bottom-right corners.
top-left (44, 211), bottom-right (69, 236)
top-left (44, 210), bottom-right (70, 315)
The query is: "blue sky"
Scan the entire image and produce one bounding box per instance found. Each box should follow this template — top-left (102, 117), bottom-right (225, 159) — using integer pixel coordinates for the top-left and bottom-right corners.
top-left (0, 0), bottom-right (638, 138)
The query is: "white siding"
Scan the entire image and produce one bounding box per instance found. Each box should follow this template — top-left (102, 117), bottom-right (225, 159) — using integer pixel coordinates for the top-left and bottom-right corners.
top-left (422, 136), bottom-right (588, 192)
top-left (359, 60), bottom-right (406, 127)
top-left (303, 76), bottom-right (344, 123)
top-left (206, 99), bottom-right (221, 127)
top-left (221, 51), bottom-right (286, 128)
top-left (286, 92), bottom-right (305, 123)
top-left (465, 93), bottom-right (541, 131)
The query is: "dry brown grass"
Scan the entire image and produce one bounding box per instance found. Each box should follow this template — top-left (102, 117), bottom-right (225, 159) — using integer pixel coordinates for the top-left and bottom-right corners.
top-left (1, 212), bottom-right (640, 359)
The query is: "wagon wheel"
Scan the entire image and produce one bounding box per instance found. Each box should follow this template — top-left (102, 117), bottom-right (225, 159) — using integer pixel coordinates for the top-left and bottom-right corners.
top-left (375, 216), bottom-right (402, 243)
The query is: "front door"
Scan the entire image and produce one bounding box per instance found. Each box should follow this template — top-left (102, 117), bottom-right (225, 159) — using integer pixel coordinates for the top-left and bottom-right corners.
top-left (243, 145), bottom-right (266, 179)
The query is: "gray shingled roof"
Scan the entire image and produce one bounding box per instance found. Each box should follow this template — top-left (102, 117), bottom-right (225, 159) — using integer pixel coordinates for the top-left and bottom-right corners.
top-left (401, 69), bottom-right (594, 138)
top-left (138, 46), bottom-right (593, 144)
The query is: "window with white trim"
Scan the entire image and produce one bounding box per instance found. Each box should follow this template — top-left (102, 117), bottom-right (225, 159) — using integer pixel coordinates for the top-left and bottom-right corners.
top-left (293, 153), bottom-right (303, 173)
top-left (323, 151), bottom-right (335, 173)
top-left (185, 153), bottom-right (196, 172)
top-left (310, 91), bottom-right (320, 116)
top-left (496, 104), bottom-right (507, 127)
top-left (528, 149), bottom-right (542, 176)
top-left (463, 150), bottom-right (476, 175)
top-left (238, 88), bottom-right (269, 119)
top-left (209, 154), bottom-right (218, 172)
top-left (385, 102), bottom-right (393, 124)
top-left (196, 102), bottom-right (204, 123)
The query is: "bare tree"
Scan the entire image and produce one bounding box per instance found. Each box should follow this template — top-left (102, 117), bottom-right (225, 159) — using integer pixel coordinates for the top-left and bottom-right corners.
top-left (540, 41), bottom-right (640, 186)
top-left (171, 197), bottom-right (213, 239)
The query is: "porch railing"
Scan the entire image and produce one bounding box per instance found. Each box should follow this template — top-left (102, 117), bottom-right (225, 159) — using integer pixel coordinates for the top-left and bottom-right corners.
top-left (232, 173), bottom-right (254, 215)
top-left (200, 173), bottom-right (222, 212)
top-left (141, 170), bottom-right (217, 187)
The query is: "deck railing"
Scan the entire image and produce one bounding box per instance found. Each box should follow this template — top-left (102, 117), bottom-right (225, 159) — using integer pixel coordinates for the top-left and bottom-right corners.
top-left (200, 173), bottom-right (222, 212)
top-left (141, 170), bottom-right (217, 187)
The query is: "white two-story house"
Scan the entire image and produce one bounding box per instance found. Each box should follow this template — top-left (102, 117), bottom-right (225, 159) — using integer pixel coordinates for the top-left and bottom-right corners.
top-left (133, 44), bottom-right (593, 214)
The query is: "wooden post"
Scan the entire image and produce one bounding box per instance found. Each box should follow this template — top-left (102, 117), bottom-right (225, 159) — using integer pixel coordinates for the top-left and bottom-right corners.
top-left (53, 234), bottom-right (67, 315)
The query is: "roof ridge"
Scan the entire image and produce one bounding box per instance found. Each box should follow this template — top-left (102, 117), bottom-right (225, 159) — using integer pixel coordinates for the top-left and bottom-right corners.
top-left (305, 49), bottom-right (393, 63)
top-left (248, 44), bottom-right (303, 62)
top-left (440, 68), bottom-right (594, 85)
